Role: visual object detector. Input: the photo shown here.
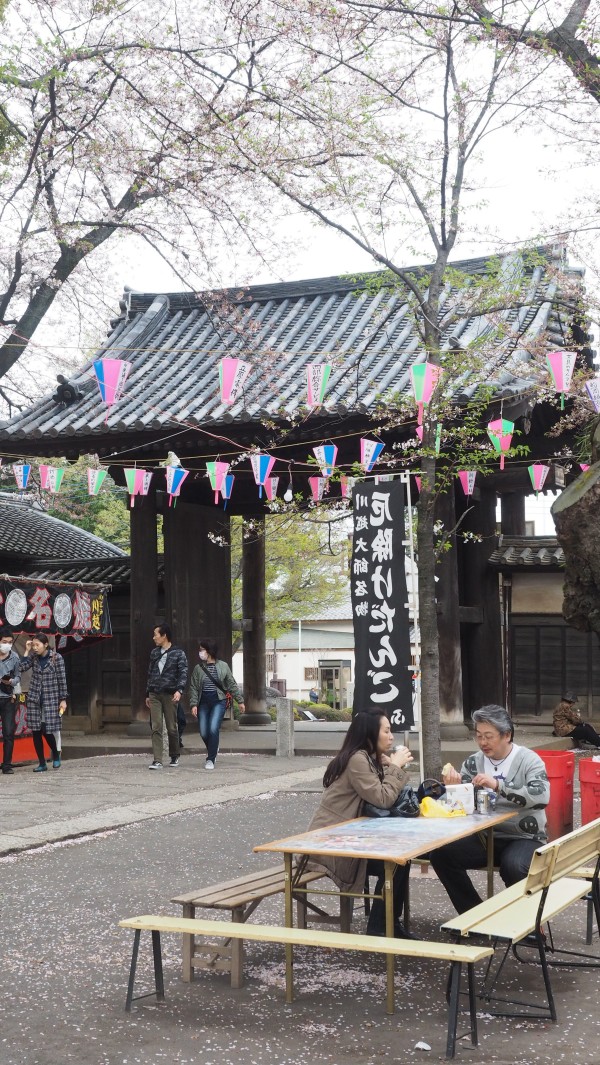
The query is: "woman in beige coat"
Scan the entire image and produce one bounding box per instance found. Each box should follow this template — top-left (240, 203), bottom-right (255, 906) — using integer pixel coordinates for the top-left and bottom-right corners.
top-left (308, 709), bottom-right (414, 938)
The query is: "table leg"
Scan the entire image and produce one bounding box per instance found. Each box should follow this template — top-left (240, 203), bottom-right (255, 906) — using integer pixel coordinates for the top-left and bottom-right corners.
top-left (384, 860), bottom-right (395, 1015)
top-left (182, 902), bottom-right (194, 982)
top-left (486, 829), bottom-right (494, 898)
top-left (284, 852), bottom-right (294, 1004)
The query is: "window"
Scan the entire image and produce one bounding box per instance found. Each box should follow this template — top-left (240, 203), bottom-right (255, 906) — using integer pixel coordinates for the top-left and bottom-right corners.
top-left (304, 667), bottom-right (318, 681)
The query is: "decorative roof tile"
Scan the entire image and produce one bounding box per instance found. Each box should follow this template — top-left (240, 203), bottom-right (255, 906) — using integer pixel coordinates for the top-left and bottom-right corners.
top-left (488, 536), bottom-right (564, 569)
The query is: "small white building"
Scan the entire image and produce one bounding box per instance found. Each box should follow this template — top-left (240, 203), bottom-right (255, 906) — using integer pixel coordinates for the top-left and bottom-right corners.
top-left (232, 600), bottom-right (355, 708)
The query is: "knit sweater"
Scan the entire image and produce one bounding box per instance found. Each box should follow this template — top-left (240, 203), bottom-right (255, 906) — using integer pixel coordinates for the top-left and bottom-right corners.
top-left (460, 746), bottom-right (549, 843)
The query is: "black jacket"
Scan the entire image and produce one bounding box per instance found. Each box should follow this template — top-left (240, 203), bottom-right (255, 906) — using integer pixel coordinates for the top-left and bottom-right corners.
top-left (146, 645), bottom-right (188, 696)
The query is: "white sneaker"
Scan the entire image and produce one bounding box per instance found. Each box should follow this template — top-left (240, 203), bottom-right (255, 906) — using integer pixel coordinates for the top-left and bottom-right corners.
top-left (149, 760), bottom-right (163, 770)
top-left (204, 759), bottom-right (215, 771)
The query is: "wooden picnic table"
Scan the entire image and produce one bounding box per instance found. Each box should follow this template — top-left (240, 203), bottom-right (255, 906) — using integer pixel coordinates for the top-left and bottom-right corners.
top-left (255, 810), bottom-right (515, 1014)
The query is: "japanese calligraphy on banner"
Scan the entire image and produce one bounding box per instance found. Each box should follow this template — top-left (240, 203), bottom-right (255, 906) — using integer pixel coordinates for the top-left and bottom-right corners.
top-left (351, 480), bottom-right (413, 730)
top-left (0, 576), bottom-right (112, 643)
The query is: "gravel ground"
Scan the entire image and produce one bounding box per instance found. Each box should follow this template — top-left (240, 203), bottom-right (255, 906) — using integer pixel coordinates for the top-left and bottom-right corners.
top-left (0, 790), bottom-right (599, 1065)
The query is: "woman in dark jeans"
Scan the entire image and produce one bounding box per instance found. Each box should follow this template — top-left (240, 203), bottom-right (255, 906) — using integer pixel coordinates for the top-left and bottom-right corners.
top-left (189, 638), bottom-right (245, 770)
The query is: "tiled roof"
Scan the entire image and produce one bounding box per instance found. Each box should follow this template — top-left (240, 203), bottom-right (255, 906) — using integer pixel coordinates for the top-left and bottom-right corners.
top-left (488, 536), bottom-right (564, 569)
top-left (0, 247), bottom-right (586, 457)
top-left (23, 556), bottom-right (165, 586)
top-left (0, 496), bottom-right (126, 563)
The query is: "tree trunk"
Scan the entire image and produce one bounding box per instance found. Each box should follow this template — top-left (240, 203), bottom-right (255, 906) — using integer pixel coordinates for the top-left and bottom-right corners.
top-left (417, 454), bottom-right (443, 779)
top-left (551, 463), bottom-right (600, 636)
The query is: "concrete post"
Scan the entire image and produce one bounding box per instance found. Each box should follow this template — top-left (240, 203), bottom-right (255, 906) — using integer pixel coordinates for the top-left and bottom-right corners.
top-left (275, 697), bottom-right (295, 758)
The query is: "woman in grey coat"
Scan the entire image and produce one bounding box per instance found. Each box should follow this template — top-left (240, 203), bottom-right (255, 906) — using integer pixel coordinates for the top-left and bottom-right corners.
top-left (20, 634), bottom-right (68, 772)
top-left (308, 709), bottom-right (414, 938)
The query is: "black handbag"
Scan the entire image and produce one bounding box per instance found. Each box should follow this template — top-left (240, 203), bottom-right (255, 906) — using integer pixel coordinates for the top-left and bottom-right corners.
top-left (417, 779), bottom-right (446, 802)
top-left (363, 786), bottom-right (421, 819)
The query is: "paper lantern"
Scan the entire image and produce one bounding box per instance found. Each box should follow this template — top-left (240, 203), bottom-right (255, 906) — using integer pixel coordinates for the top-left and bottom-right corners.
top-left (313, 444), bottom-right (337, 477)
top-left (487, 418), bottom-right (514, 470)
top-left (219, 357), bottom-right (251, 405)
top-left (13, 464), bottom-right (31, 490)
top-left (410, 362), bottom-right (444, 424)
top-left (360, 438), bottom-right (385, 473)
top-left (546, 351), bottom-right (576, 409)
top-left (340, 475), bottom-right (352, 499)
top-left (39, 465), bottom-right (65, 493)
top-left (87, 469), bottom-right (107, 496)
top-left (250, 453), bottom-right (276, 497)
top-left (580, 463), bottom-right (590, 472)
top-left (458, 471), bottom-right (477, 497)
top-left (264, 476), bottom-right (279, 501)
top-left (93, 358), bottom-right (132, 416)
top-left (528, 464), bottom-right (550, 497)
top-left (415, 426), bottom-right (423, 444)
top-left (585, 377), bottom-right (600, 413)
top-left (220, 474), bottom-right (235, 509)
top-left (166, 466), bottom-right (189, 506)
top-left (124, 468), bottom-right (153, 507)
top-left (306, 363), bottom-right (332, 407)
top-left (415, 476), bottom-right (422, 494)
top-left (309, 476), bottom-right (326, 502)
top-left (206, 461), bottom-right (230, 504)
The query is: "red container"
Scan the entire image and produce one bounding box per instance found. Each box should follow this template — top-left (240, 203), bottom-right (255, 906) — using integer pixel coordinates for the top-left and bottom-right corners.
top-left (533, 749), bottom-right (575, 841)
top-left (579, 758), bottom-right (600, 826)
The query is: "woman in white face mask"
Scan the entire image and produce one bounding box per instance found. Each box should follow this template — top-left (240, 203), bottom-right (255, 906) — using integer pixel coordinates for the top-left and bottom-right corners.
top-left (0, 630), bottom-right (20, 775)
top-left (189, 638), bottom-right (245, 771)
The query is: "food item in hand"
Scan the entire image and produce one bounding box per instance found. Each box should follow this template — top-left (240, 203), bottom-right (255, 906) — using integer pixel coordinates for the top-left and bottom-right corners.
top-left (442, 762), bottom-right (454, 777)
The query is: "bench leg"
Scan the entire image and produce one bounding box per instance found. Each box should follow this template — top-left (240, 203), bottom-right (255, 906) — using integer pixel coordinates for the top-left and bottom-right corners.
top-left (231, 908), bottom-right (245, 989)
top-left (446, 961), bottom-right (462, 1059)
top-left (284, 853), bottom-right (294, 1004)
top-left (182, 902), bottom-right (195, 982)
top-left (152, 930), bottom-right (165, 1002)
top-left (296, 894), bottom-right (307, 929)
top-left (340, 895), bottom-right (353, 934)
top-left (125, 930), bottom-right (141, 1012)
top-left (467, 963), bottom-right (478, 1046)
top-left (586, 894), bottom-right (593, 946)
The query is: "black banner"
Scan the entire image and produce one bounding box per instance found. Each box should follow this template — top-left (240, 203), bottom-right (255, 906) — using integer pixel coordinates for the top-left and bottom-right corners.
top-left (0, 576), bottom-right (112, 643)
top-left (351, 480), bottom-right (413, 729)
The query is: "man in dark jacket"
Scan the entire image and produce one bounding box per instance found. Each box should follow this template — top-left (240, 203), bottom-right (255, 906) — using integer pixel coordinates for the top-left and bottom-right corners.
top-left (145, 624), bottom-right (188, 770)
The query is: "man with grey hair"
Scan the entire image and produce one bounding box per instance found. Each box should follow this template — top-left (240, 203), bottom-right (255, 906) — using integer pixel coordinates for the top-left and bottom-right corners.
top-left (431, 704), bottom-right (550, 914)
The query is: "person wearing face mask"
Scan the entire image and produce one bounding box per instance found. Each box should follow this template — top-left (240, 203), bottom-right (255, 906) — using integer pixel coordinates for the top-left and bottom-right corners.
top-left (189, 638), bottom-right (245, 770)
top-left (20, 634), bottom-right (68, 772)
top-left (0, 629), bottom-right (22, 775)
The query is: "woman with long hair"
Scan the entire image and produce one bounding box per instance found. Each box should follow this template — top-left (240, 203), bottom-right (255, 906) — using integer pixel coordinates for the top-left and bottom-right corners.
top-left (20, 634), bottom-right (68, 772)
top-left (189, 638), bottom-right (245, 770)
top-left (308, 709), bottom-right (414, 938)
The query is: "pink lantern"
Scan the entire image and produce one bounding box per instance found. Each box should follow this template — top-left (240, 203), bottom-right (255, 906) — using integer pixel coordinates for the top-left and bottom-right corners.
top-left (93, 358), bottom-right (132, 419)
top-left (415, 425), bottom-right (423, 443)
top-left (166, 466), bottom-right (189, 506)
top-left (264, 476), bottom-right (280, 501)
top-left (528, 464), bottom-right (550, 497)
top-left (487, 418), bottom-right (514, 470)
top-left (313, 444), bottom-right (337, 477)
top-left (306, 363), bottom-right (332, 407)
top-left (340, 475), bottom-right (350, 499)
top-left (360, 438), bottom-right (384, 473)
top-left (546, 351), bottom-right (576, 409)
top-left (458, 471), bottom-right (477, 497)
top-left (39, 465), bottom-right (65, 493)
top-left (309, 476), bottom-right (326, 503)
top-left (580, 463), bottom-right (590, 472)
top-left (250, 453), bottom-right (276, 497)
top-left (87, 469), bottom-right (107, 495)
top-left (410, 362), bottom-right (444, 424)
top-left (415, 476), bottom-right (422, 494)
top-left (124, 468), bottom-right (153, 507)
top-left (206, 461), bottom-right (230, 504)
top-left (219, 357), bottom-right (251, 405)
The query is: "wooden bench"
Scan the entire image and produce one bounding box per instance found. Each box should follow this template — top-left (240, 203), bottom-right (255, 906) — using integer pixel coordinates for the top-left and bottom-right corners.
top-left (441, 817), bottom-right (600, 1021)
top-left (119, 914), bottom-right (493, 1059)
top-left (171, 865), bottom-right (351, 986)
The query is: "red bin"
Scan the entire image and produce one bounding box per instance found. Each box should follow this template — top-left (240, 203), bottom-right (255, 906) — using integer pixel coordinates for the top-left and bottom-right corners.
top-left (533, 749), bottom-right (575, 841)
top-left (579, 758), bottom-right (600, 826)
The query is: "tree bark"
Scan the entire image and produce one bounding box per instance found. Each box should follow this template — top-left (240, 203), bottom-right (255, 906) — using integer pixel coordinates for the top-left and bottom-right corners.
top-left (551, 463), bottom-right (600, 636)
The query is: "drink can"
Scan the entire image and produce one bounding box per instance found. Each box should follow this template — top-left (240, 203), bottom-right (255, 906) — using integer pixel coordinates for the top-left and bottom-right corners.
top-left (476, 789), bottom-right (490, 815)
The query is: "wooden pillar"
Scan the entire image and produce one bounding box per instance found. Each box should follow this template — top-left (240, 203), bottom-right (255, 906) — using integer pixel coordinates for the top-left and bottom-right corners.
top-left (459, 486), bottom-right (504, 714)
top-left (129, 487), bottom-right (158, 723)
top-left (240, 514), bottom-right (270, 725)
top-left (163, 501), bottom-right (232, 679)
top-left (500, 492), bottom-right (526, 536)
top-left (435, 483), bottom-right (464, 726)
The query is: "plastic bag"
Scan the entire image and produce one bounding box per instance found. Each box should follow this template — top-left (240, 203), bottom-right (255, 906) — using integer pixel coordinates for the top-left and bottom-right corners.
top-left (419, 796), bottom-right (466, 818)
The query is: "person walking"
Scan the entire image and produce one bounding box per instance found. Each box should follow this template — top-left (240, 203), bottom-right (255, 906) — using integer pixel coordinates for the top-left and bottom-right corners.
top-left (553, 692), bottom-right (600, 749)
top-left (189, 638), bottom-right (244, 770)
top-left (0, 629), bottom-right (21, 775)
top-left (145, 624), bottom-right (188, 770)
top-left (20, 634), bottom-right (67, 772)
